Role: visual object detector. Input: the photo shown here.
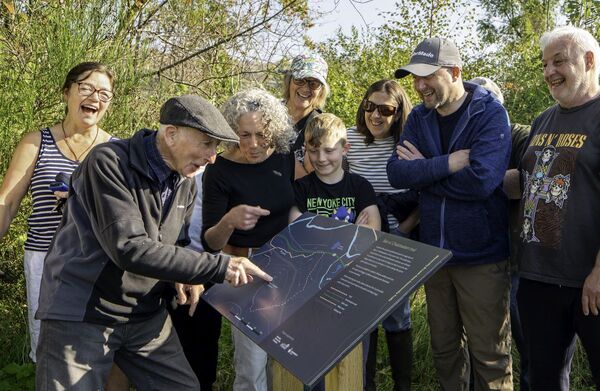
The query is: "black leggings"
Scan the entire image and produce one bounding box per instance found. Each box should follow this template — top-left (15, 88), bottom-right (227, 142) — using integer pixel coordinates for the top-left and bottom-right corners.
top-left (168, 292), bottom-right (222, 389)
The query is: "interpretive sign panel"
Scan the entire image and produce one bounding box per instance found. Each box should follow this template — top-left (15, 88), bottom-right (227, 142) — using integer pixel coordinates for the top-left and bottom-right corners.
top-left (203, 213), bottom-right (452, 386)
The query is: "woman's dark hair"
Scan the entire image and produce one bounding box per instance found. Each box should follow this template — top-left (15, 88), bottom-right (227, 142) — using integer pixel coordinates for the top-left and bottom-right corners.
top-left (355, 79), bottom-right (412, 144)
top-left (62, 62), bottom-right (115, 93)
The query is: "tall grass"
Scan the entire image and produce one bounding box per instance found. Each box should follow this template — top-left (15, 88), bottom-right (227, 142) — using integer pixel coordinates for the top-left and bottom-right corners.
top-left (210, 287), bottom-right (597, 390)
top-left (0, 267), bottom-right (597, 390)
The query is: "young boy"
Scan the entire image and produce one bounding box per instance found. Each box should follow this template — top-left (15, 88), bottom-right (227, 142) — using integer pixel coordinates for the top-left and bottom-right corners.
top-left (290, 112), bottom-right (381, 234)
top-left (289, 113), bottom-right (380, 390)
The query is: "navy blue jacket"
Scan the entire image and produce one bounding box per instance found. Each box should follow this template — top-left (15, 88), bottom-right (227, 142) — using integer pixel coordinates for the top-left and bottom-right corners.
top-left (37, 129), bottom-right (229, 325)
top-left (387, 83), bottom-right (510, 265)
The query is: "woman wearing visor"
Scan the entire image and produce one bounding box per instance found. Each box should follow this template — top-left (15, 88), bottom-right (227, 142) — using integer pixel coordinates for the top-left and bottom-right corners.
top-left (283, 53), bottom-right (330, 179)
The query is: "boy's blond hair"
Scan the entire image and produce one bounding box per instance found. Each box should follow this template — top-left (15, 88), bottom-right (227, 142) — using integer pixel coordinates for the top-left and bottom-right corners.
top-left (304, 113), bottom-right (347, 147)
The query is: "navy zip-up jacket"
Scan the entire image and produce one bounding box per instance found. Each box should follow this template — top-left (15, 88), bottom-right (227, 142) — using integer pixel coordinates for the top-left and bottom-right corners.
top-left (37, 129), bottom-right (230, 324)
top-left (387, 82), bottom-right (510, 265)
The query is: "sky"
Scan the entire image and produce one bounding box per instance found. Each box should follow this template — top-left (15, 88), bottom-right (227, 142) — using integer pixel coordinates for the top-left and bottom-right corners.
top-left (307, 0), bottom-right (398, 42)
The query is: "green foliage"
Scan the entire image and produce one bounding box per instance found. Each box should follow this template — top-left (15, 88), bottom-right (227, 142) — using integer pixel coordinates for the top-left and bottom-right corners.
top-left (1, 0), bottom-right (599, 389)
top-left (0, 362), bottom-right (35, 391)
top-left (472, 0), bottom-right (560, 124)
top-left (0, 196), bottom-right (29, 367)
top-left (563, 0), bottom-right (600, 33)
top-left (316, 28), bottom-right (414, 126)
top-left (315, 0), bottom-right (595, 128)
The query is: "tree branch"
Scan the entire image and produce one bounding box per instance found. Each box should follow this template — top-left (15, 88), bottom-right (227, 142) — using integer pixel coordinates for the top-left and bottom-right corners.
top-left (146, 0), bottom-right (301, 78)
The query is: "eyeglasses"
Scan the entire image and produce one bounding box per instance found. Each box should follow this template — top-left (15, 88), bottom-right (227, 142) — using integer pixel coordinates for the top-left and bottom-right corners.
top-left (77, 82), bottom-right (114, 102)
top-left (362, 100), bottom-right (397, 117)
top-left (292, 78), bottom-right (323, 91)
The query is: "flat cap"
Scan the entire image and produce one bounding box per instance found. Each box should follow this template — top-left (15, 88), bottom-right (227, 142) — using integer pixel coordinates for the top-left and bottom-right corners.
top-left (160, 94), bottom-right (239, 143)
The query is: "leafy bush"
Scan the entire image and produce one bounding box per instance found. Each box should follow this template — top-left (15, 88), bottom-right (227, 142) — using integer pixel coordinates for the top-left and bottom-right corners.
top-left (0, 363), bottom-right (35, 391)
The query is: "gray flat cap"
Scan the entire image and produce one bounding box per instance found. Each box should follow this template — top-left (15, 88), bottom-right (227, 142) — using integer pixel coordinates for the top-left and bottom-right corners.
top-left (160, 95), bottom-right (239, 143)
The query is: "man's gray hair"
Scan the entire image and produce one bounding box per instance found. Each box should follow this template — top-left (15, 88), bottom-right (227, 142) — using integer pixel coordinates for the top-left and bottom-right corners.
top-left (221, 87), bottom-right (295, 153)
top-left (469, 77), bottom-right (505, 104)
top-left (540, 25), bottom-right (600, 81)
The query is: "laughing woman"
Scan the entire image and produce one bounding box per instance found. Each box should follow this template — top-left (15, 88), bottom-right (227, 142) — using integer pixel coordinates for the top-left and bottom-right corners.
top-left (283, 53), bottom-right (330, 179)
top-left (346, 79), bottom-right (418, 391)
top-left (0, 62), bottom-right (115, 361)
top-left (0, 62), bottom-right (128, 390)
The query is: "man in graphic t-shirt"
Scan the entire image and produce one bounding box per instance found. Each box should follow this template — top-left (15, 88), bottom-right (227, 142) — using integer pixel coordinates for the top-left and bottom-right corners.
top-left (505, 26), bottom-right (600, 390)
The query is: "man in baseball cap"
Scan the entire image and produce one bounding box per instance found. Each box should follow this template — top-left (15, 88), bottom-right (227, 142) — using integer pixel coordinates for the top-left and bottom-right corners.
top-left (36, 94), bottom-right (272, 390)
top-left (387, 37), bottom-right (513, 390)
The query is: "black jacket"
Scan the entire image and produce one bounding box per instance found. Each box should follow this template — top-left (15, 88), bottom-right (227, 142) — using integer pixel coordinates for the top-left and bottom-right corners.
top-left (37, 129), bottom-right (229, 324)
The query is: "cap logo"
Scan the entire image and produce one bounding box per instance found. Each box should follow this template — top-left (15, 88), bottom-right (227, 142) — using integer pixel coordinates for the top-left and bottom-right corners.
top-left (413, 50), bottom-right (434, 58)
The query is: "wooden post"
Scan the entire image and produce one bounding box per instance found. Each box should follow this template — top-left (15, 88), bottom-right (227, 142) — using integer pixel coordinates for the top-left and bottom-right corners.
top-left (269, 343), bottom-right (363, 391)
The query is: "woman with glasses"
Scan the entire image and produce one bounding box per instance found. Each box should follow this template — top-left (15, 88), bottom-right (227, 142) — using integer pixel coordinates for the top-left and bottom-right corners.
top-left (283, 53), bottom-right (330, 179)
top-left (0, 62), bottom-right (121, 373)
top-left (346, 79), bottom-right (419, 391)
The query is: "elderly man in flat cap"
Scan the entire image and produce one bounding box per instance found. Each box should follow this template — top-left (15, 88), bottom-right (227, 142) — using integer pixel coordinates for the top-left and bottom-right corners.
top-left (35, 95), bottom-right (272, 391)
top-left (387, 37), bottom-right (513, 390)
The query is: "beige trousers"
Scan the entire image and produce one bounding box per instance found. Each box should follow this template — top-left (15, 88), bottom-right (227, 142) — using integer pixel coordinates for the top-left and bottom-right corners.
top-left (425, 261), bottom-right (513, 391)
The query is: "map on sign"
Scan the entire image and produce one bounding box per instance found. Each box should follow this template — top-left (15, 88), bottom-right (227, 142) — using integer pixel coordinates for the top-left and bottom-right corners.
top-left (205, 213), bottom-right (375, 342)
top-left (204, 213), bottom-right (452, 386)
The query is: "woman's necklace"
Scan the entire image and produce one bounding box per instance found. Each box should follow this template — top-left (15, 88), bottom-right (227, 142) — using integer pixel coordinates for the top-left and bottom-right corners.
top-left (61, 121), bottom-right (99, 162)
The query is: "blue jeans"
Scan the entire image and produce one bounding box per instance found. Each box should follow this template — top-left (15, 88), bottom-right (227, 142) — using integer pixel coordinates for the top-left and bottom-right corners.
top-left (383, 227), bottom-right (413, 332)
top-left (382, 298), bottom-right (412, 332)
top-left (232, 326), bottom-right (268, 391)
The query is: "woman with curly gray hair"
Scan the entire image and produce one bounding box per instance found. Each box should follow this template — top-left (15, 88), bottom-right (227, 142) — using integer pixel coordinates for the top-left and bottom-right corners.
top-left (201, 87), bottom-right (295, 391)
top-left (221, 87), bottom-right (296, 155)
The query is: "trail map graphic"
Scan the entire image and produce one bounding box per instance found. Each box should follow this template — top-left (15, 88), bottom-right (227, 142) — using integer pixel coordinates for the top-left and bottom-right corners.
top-left (204, 213), bottom-right (451, 386)
top-left (206, 214), bottom-right (376, 341)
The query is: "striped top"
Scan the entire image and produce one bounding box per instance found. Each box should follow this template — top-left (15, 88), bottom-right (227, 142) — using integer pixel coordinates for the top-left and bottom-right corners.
top-left (346, 126), bottom-right (407, 230)
top-left (25, 128), bottom-right (116, 251)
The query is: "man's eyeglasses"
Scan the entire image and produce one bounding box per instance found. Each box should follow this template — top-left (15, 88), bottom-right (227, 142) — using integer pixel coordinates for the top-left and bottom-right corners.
top-left (292, 78), bottom-right (323, 91)
top-left (77, 82), bottom-right (114, 102)
top-left (362, 100), bottom-right (397, 117)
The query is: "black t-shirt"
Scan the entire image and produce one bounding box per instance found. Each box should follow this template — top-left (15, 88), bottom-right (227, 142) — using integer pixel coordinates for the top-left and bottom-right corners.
top-left (518, 96), bottom-right (600, 287)
top-left (293, 172), bottom-right (377, 223)
top-left (510, 123), bottom-right (531, 169)
top-left (437, 92), bottom-right (472, 153)
top-left (508, 123), bottom-right (532, 270)
top-left (201, 152), bottom-right (295, 251)
top-left (291, 109), bottom-right (321, 164)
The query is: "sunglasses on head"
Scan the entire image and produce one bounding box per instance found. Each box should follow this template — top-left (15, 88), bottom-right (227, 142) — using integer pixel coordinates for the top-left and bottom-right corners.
top-left (362, 100), bottom-right (397, 117)
top-left (292, 78), bottom-right (323, 91)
